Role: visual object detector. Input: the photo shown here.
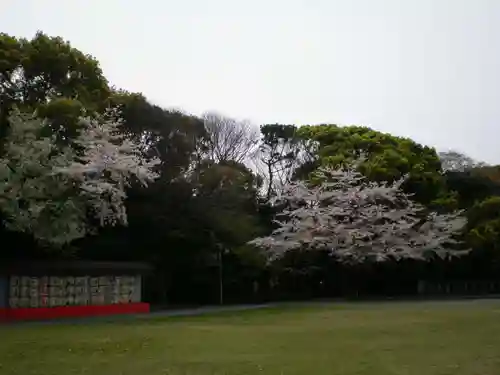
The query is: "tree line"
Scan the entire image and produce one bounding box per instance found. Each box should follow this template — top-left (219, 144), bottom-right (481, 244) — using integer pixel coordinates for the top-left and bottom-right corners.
top-left (1, 32), bottom-right (499, 305)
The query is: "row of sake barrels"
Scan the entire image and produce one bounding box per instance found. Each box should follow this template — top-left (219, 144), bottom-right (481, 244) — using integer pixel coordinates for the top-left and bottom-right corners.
top-left (10, 275), bottom-right (137, 288)
top-left (10, 284), bottom-right (136, 298)
top-left (9, 293), bottom-right (136, 308)
top-left (10, 276), bottom-right (88, 287)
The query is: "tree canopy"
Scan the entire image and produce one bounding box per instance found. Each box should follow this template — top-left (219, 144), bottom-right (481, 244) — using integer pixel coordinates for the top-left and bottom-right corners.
top-left (296, 124), bottom-right (445, 204)
top-left (0, 32), bottom-right (110, 144)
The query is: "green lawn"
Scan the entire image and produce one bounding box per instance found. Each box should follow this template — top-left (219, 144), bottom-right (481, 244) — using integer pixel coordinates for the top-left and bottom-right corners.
top-left (1, 300), bottom-right (500, 375)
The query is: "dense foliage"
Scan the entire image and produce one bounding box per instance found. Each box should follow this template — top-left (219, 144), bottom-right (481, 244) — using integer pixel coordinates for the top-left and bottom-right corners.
top-left (1, 31), bottom-right (499, 305)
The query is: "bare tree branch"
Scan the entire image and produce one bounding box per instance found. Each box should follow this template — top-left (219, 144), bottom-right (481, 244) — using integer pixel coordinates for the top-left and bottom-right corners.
top-left (202, 112), bottom-right (260, 165)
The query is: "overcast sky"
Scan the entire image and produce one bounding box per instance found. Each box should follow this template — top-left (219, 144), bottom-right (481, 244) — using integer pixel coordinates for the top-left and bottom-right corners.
top-left (4, 0), bottom-right (500, 163)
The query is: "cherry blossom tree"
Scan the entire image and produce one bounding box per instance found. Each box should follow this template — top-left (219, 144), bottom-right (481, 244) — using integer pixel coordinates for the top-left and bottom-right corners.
top-left (250, 163), bottom-right (469, 263)
top-left (0, 110), bottom-right (160, 245)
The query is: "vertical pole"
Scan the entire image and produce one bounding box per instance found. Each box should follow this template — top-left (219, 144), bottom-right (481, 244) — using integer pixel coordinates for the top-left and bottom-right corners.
top-left (218, 246), bottom-right (224, 305)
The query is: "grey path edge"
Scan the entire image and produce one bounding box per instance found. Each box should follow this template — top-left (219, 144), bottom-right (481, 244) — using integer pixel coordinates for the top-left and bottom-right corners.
top-left (1, 303), bottom-right (275, 326)
top-left (3, 295), bottom-right (500, 326)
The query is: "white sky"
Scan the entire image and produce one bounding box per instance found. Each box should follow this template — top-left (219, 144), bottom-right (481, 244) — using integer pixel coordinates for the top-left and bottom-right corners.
top-left (3, 0), bottom-right (500, 163)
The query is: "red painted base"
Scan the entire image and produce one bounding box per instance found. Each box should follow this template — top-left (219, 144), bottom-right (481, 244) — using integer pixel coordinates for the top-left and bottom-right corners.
top-left (0, 303), bottom-right (150, 322)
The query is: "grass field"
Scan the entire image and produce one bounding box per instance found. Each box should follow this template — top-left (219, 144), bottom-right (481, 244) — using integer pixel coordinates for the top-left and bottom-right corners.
top-left (1, 300), bottom-right (500, 375)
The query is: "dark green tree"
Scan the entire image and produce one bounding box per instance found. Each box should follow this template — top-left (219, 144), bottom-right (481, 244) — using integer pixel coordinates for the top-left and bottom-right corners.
top-left (296, 124), bottom-right (445, 204)
top-left (0, 31), bottom-right (110, 143)
top-left (257, 124), bottom-right (314, 199)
